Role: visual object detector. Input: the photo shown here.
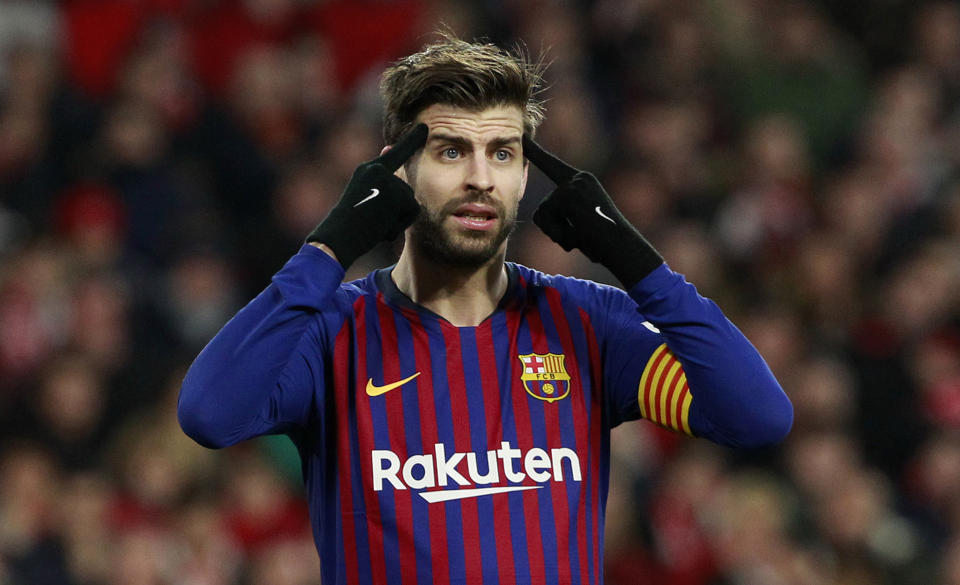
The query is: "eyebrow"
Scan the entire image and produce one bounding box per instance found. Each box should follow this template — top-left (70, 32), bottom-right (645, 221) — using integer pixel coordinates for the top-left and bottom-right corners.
top-left (428, 133), bottom-right (521, 150)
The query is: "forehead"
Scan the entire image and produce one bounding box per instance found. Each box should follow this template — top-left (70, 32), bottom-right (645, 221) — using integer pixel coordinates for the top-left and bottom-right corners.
top-left (415, 104), bottom-right (524, 141)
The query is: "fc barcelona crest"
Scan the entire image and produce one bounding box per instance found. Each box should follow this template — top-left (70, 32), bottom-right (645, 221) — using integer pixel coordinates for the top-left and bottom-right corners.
top-left (518, 353), bottom-right (571, 403)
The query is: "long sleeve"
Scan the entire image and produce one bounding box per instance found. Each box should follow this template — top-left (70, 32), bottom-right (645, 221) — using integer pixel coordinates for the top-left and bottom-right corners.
top-left (178, 245), bottom-right (347, 448)
top-left (623, 264), bottom-right (793, 448)
top-left (589, 262), bottom-right (792, 448)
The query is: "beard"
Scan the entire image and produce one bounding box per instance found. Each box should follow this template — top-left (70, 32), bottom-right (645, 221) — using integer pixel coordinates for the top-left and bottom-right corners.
top-left (408, 191), bottom-right (517, 268)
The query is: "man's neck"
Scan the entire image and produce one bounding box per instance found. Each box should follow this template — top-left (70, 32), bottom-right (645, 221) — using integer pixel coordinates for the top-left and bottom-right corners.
top-left (391, 248), bottom-right (509, 327)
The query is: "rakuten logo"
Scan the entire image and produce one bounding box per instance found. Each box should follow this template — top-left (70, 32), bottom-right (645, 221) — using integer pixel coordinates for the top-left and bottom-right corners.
top-left (372, 442), bottom-right (582, 503)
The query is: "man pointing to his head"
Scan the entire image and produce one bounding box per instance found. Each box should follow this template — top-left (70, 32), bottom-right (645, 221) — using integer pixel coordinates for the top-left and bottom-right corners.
top-left (179, 33), bottom-right (792, 585)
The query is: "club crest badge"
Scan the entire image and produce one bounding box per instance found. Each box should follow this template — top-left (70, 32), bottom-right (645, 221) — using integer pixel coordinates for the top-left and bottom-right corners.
top-left (518, 353), bottom-right (571, 403)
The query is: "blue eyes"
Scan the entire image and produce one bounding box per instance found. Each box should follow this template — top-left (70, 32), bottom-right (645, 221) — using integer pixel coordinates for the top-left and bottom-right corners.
top-left (440, 148), bottom-right (513, 161)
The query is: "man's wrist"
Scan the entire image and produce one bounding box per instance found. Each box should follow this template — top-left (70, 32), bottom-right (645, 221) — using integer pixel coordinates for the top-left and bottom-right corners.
top-left (308, 242), bottom-right (339, 263)
top-left (603, 231), bottom-right (664, 290)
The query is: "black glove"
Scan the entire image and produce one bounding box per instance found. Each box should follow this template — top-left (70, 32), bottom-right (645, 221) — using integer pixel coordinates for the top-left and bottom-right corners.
top-left (523, 135), bottom-right (663, 289)
top-left (306, 124), bottom-right (428, 269)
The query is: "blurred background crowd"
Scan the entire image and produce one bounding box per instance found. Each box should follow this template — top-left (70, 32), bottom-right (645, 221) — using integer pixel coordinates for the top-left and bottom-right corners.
top-left (1, 0), bottom-right (960, 583)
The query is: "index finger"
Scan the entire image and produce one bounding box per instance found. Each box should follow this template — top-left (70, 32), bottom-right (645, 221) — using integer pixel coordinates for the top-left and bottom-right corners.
top-left (522, 134), bottom-right (579, 184)
top-left (377, 123), bottom-right (429, 172)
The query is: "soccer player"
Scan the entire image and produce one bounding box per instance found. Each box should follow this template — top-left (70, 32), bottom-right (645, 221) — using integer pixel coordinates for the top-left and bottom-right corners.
top-left (178, 35), bottom-right (793, 585)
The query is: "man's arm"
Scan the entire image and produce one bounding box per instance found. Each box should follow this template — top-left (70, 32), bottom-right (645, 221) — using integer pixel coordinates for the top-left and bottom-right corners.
top-left (622, 266), bottom-right (792, 447)
top-left (178, 125), bottom-right (428, 448)
top-left (524, 136), bottom-right (793, 448)
top-left (178, 247), bottom-right (344, 448)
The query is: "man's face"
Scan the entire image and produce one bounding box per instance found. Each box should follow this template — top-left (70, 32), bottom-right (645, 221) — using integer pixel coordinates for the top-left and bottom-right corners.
top-left (401, 103), bottom-right (528, 267)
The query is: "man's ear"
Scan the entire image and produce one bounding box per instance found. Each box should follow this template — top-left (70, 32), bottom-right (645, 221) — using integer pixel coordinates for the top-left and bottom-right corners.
top-left (382, 144), bottom-right (416, 182)
top-left (520, 160), bottom-right (529, 200)
top-left (380, 145), bottom-right (408, 181)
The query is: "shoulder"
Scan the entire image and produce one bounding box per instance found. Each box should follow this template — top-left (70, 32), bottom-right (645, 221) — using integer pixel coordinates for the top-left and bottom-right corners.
top-left (337, 270), bottom-right (380, 304)
top-left (511, 263), bottom-right (633, 308)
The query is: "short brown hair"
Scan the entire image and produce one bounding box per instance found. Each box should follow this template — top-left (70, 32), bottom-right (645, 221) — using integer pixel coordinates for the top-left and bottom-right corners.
top-left (380, 33), bottom-right (546, 144)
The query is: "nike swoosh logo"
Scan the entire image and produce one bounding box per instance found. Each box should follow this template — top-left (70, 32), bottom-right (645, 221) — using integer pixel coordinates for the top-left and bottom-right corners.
top-left (594, 206), bottom-right (616, 224)
top-left (419, 485), bottom-right (542, 503)
top-left (354, 188), bottom-right (380, 207)
top-left (365, 371), bottom-right (420, 397)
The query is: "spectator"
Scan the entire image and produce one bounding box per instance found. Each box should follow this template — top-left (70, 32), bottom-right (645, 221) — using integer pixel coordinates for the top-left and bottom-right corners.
top-left (2, 2), bottom-right (960, 582)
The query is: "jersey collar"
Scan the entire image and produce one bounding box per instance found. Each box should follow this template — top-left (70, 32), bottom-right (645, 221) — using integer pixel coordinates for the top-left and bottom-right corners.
top-left (374, 262), bottom-right (523, 324)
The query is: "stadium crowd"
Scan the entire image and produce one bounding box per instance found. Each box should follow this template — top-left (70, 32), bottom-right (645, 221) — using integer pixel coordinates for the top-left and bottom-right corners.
top-left (1, 0), bottom-right (960, 583)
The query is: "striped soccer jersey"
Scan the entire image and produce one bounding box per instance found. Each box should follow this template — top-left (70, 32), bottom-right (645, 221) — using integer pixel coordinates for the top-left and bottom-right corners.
top-left (178, 245), bottom-right (792, 585)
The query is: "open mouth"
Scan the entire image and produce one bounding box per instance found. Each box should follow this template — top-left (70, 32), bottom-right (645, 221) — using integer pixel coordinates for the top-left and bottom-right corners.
top-left (451, 203), bottom-right (498, 231)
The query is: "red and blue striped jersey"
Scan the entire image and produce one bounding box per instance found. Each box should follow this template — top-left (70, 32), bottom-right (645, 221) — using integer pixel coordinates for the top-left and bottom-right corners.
top-left (179, 245), bottom-right (792, 585)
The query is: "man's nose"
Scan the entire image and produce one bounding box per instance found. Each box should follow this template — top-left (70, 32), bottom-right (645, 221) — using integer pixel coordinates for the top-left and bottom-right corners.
top-left (465, 153), bottom-right (494, 193)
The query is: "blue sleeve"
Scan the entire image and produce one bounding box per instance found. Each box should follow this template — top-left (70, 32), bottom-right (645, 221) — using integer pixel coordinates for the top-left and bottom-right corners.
top-left (600, 264), bottom-right (793, 448)
top-left (177, 245), bottom-right (347, 448)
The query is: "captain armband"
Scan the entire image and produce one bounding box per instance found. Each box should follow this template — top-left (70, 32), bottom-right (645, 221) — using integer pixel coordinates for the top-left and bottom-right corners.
top-left (638, 344), bottom-right (693, 435)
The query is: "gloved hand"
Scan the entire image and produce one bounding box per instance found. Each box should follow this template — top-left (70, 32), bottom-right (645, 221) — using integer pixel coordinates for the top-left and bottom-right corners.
top-left (523, 135), bottom-right (663, 289)
top-left (307, 124), bottom-right (428, 269)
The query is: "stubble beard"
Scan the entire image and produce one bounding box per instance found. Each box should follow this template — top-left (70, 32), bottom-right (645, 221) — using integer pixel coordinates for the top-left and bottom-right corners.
top-left (409, 192), bottom-right (517, 268)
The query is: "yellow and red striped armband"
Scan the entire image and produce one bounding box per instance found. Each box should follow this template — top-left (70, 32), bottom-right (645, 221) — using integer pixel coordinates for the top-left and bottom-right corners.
top-left (638, 343), bottom-right (693, 435)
